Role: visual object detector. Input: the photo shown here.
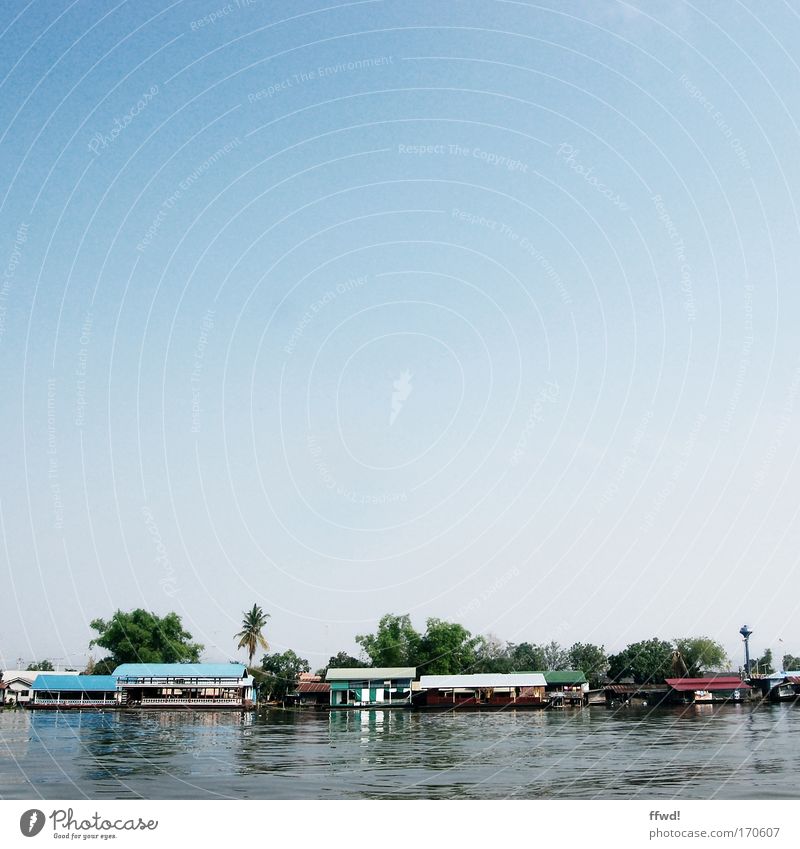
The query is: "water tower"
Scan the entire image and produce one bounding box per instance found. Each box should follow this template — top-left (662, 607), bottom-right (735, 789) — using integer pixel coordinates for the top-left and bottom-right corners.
top-left (739, 625), bottom-right (753, 675)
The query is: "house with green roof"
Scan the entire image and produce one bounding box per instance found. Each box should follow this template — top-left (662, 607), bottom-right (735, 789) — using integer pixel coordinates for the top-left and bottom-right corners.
top-left (543, 670), bottom-right (589, 706)
top-left (325, 667), bottom-right (416, 708)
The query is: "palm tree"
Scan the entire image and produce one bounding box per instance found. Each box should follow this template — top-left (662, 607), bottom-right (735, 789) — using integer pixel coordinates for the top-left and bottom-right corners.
top-left (235, 604), bottom-right (270, 667)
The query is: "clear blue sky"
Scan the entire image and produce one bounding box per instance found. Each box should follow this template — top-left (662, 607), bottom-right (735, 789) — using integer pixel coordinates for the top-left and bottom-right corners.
top-left (1, 0), bottom-right (799, 671)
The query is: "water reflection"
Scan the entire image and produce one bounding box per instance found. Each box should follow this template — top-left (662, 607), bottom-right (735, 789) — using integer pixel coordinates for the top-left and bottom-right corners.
top-left (0, 704), bottom-right (797, 799)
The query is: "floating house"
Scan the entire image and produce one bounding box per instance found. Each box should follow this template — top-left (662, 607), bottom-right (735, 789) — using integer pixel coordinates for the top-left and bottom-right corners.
top-left (605, 683), bottom-right (670, 706)
top-left (291, 680), bottom-right (331, 708)
top-left (286, 673), bottom-right (330, 708)
top-left (113, 663), bottom-right (256, 709)
top-left (0, 670), bottom-right (80, 706)
top-left (544, 670), bottom-right (588, 706)
top-left (29, 675), bottom-right (119, 709)
top-left (416, 673), bottom-right (547, 709)
top-left (325, 667), bottom-right (416, 708)
top-left (665, 676), bottom-right (751, 704)
top-left (748, 671), bottom-right (800, 702)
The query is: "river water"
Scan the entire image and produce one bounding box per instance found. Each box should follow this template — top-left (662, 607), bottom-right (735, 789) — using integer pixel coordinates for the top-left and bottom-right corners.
top-left (1, 703), bottom-right (798, 799)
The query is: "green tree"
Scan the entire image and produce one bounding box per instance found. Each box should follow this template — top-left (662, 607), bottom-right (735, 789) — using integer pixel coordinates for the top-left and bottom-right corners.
top-left (356, 614), bottom-right (420, 667)
top-left (568, 643), bottom-right (608, 686)
top-left (754, 648), bottom-right (775, 675)
top-left (673, 637), bottom-right (729, 677)
top-left (542, 640), bottom-right (570, 671)
top-left (234, 604), bottom-right (270, 667)
top-left (89, 609), bottom-right (203, 668)
top-left (91, 658), bottom-right (118, 675)
top-left (317, 650), bottom-right (363, 678)
top-left (26, 660), bottom-right (54, 671)
top-left (507, 641), bottom-right (547, 671)
top-left (417, 618), bottom-right (481, 674)
top-left (608, 638), bottom-right (673, 684)
top-left (473, 634), bottom-right (513, 673)
top-left (781, 653), bottom-right (800, 671)
top-left (260, 650), bottom-right (310, 700)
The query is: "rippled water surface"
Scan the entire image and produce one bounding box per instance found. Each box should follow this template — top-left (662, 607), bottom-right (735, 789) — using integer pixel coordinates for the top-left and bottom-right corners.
top-left (1, 704), bottom-right (798, 799)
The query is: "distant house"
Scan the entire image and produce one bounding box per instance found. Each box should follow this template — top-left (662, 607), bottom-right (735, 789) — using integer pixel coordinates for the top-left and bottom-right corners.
top-left (113, 663), bottom-right (256, 709)
top-left (544, 670), bottom-right (588, 706)
top-left (665, 676), bottom-right (751, 704)
top-left (749, 670), bottom-right (800, 702)
top-left (325, 668), bottom-right (416, 708)
top-left (0, 670), bottom-right (80, 706)
top-left (292, 680), bottom-right (331, 708)
top-left (29, 675), bottom-right (119, 709)
top-left (605, 683), bottom-right (670, 706)
top-left (417, 673), bottom-right (547, 709)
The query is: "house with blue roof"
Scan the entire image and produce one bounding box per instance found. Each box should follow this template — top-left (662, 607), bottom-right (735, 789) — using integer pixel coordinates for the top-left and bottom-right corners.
top-left (30, 675), bottom-right (119, 709)
top-left (112, 663), bottom-right (255, 709)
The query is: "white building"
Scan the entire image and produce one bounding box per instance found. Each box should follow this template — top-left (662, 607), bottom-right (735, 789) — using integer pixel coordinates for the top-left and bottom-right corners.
top-left (0, 670), bottom-right (80, 705)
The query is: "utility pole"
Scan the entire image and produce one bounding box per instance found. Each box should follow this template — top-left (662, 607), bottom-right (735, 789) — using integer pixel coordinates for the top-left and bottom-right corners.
top-left (739, 625), bottom-right (753, 677)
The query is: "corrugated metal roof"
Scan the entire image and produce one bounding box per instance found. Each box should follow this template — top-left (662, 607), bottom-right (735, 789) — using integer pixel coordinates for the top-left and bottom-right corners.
top-left (419, 673), bottom-right (547, 689)
top-left (666, 677), bottom-right (750, 692)
top-left (544, 670), bottom-right (587, 685)
top-left (33, 675), bottom-right (118, 692)
top-left (607, 684), bottom-right (668, 694)
top-left (113, 663), bottom-right (246, 678)
top-left (1, 670), bottom-right (79, 683)
top-left (325, 667), bottom-right (416, 681)
top-left (296, 681), bottom-right (330, 693)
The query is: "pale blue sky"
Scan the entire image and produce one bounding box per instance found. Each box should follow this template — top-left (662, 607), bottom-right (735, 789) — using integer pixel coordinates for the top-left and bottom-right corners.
top-left (1, 0), bottom-right (799, 671)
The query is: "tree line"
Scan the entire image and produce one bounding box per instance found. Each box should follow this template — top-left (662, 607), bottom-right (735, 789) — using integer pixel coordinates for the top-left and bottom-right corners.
top-left (14, 607), bottom-right (792, 703)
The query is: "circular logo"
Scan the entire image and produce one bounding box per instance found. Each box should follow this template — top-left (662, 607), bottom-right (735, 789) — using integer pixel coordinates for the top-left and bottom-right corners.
top-left (19, 809), bottom-right (46, 837)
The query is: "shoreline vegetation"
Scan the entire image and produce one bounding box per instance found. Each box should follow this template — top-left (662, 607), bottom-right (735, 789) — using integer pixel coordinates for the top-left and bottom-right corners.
top-left (3, 607), bottom-right (797, 712)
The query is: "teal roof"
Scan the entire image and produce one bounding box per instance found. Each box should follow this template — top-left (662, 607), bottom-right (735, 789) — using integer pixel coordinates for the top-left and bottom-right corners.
top-left (33, 675), bottom-right (118, 692)
top-left (113, 663), bottom-right (246, 678)
top-left (544, 670), bottom-right (587, 685)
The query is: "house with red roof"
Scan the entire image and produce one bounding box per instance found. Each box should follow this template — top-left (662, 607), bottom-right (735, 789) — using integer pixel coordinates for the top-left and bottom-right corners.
top-left (665, 675), bottom-right (751, 704)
